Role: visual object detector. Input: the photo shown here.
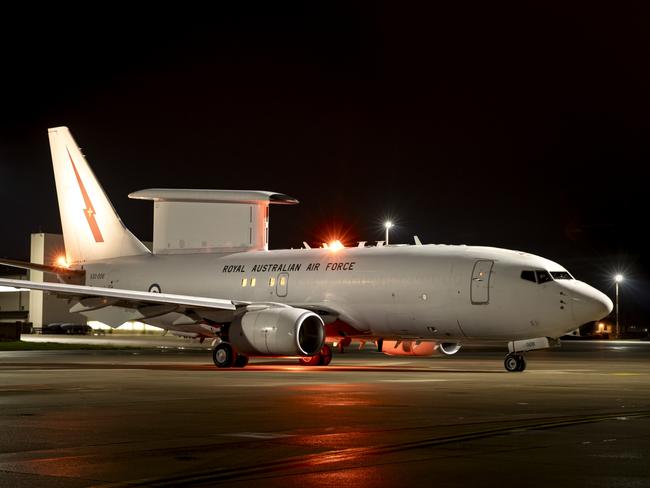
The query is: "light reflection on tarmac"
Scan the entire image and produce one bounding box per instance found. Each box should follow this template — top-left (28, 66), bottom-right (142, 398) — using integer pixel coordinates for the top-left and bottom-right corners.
top-left (1, 338), bottom-right (650, 487)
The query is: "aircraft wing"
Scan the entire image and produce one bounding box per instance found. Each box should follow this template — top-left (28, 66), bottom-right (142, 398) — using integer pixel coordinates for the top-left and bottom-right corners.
top-left (0, 278), bottom-right (236, 313)
top-left (0, 278), bottom-right (364, 340)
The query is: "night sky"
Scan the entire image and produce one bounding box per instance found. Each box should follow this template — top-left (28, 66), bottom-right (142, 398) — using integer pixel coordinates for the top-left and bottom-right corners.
top-left (1, 5), bottom-right (648, 325)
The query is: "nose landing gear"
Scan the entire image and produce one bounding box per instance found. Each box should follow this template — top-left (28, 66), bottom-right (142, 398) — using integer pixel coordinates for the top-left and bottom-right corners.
top-left (503, 337), bottom-right (561, 372)
top-left (504, 353), bottom-right (526, 372)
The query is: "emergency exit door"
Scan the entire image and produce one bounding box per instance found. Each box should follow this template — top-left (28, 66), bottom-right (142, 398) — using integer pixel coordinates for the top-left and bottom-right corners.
top-left (471, 260), bottom-right (493, 304)
top-left (276, 273), bottom-right (289, 297)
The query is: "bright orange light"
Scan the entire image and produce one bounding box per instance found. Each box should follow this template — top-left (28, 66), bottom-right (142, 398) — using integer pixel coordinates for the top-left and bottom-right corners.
top-left (55, 256), bottom-right (70, 268)
top-left (315, 220), bottom-right (356, 252)
top-left (329, 240), bottom-right (344, 251)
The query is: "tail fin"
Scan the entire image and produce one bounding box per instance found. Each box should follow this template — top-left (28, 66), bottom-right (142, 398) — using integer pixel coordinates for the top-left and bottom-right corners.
top-left (48, 127), bottom-right (150, 264)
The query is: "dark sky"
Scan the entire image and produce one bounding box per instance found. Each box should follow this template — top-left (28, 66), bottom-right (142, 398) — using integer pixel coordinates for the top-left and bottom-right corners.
top-left (1, 5), bottom-right (648, 324)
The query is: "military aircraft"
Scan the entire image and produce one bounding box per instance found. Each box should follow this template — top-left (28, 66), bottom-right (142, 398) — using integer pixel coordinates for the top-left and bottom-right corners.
top-left (0, 127), bottom-right (613, 371)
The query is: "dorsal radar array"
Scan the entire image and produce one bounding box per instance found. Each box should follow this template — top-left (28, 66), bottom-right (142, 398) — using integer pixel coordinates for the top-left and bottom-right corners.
top-left (129, 189), bottom-right (298, 254)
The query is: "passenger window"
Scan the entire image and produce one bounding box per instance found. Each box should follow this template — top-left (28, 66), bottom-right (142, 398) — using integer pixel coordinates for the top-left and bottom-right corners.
top-left (536, 270), bottom-right (552, 284)
top-left (269, 277), bottom-right (276, 287)
top-left (251, 277), bottom-right (256, 287)
top-left (241, 278), bottom-right (248, 287)
top-left (279, 276), bottom-right (287, 286)
top-left (521, 271), bottom-right (536, 283)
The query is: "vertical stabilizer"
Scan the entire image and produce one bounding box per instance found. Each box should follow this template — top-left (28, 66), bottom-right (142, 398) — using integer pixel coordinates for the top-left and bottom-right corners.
top-left (48, 127), bottom-right (150, 264)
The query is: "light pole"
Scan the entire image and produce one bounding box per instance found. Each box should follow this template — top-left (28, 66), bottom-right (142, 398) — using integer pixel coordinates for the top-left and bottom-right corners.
top-left (384, 221), bottom-right (393, 245)
top-left (614, 274), bottom-right (624, 338)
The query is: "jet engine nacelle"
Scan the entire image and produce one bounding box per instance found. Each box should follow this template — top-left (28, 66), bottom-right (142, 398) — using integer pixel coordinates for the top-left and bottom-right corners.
top-left (229, 307), bottom-right (325, 356)
top-left (382, 340), bottom-right (462, 357)
top-left (438, 342), bottom-right (462, 355)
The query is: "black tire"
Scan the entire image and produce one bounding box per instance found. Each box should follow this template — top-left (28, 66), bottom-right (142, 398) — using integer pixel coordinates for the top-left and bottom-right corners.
top-left (233, 354), bottom-right (249, 368)
top-left (213, 343), bottom-right (235, 368)
top-left (516, 355), bottom-right (526, 372)
top-left (299, 354), bottom-right (323, 366)
top-left (504, 353), bottom-right (520, 372)
top-left (320, 345), bottom-right (333, 366)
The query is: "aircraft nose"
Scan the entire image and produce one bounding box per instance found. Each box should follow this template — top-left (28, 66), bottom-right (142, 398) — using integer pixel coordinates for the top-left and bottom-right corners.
top-left (572, 286), bottom-right (613, 324)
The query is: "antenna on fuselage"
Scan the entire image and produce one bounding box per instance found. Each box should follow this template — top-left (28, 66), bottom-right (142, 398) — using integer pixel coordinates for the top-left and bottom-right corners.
top-left (414, 236), bottom-right (423, 246)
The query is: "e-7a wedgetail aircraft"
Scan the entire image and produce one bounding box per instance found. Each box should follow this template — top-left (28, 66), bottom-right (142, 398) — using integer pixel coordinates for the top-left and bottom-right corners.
top-left (0, 127), bottom-right (613, 372)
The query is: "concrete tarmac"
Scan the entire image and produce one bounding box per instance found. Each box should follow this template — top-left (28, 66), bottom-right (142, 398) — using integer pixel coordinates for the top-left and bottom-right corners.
top-left (1, 339), bottom-right (650, 487)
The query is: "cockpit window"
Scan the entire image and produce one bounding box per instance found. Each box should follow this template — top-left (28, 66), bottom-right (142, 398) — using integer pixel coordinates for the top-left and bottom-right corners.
top-left (521, 271), bottom-right (536, 283)
top-left (550, 271), bottom-right (573, 280)
top-left (536, 270), bottom-right (553, 284)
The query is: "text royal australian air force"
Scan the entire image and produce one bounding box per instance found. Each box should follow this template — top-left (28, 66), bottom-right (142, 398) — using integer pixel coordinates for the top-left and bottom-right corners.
top-left (221, 261), bottom-right (357, 273)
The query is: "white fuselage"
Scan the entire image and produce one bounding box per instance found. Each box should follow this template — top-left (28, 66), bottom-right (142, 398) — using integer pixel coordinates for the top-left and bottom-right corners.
top-left (80, 244), bottom-right (612, 341)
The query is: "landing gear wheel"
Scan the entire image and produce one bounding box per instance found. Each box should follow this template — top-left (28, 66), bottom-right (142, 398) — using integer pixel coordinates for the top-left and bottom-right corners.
top-left (213, 343), bottom-right (235, 368)
top-left (298, 354), bottom-right (322, 366)
top-left (320, 344), bottom-right (333, 366)
top-left (504, 353), bottom-right (526, 372)
top-left (515, 354), bottom-right (526, 372)
top-left (233, 354), bottom-right (249, 368)
top-left (298, 345), bottom-right (334, 366)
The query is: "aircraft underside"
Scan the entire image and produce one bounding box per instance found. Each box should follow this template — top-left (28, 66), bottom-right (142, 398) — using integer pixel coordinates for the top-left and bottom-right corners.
top-left (142, 312), bottom-right (547, 373)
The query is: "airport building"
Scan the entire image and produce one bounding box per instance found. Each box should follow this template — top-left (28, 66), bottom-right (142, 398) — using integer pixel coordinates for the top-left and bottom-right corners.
top-left (0, 271), bottom-right (28, 322)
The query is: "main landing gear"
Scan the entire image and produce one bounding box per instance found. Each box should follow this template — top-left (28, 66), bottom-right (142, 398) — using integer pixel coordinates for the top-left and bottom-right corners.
top-left (504, 353), bottom-right (526, 372)
top-left (211, 343), bottom-right (333, 368)
top-left (298, 344), bottom-right (333, 366)
top-left (212, 343), bottom-right (249, 368)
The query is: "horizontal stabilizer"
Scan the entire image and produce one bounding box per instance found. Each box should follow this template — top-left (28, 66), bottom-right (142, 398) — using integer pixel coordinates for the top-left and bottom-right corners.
top-left (0, 258), bottom-right (85, 277)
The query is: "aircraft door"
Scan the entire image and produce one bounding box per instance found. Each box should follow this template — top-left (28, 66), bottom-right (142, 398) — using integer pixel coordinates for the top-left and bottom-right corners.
top-left (276, 273), bottom-right (289, 297)
top-left (471, 260), bottom-right (493, 304)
